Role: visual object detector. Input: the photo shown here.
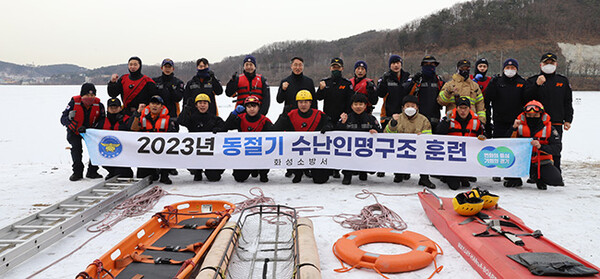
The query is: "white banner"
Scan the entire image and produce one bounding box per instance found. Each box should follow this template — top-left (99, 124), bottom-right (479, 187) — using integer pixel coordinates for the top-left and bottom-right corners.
top-left (82, 129), bottom-right (532, 177)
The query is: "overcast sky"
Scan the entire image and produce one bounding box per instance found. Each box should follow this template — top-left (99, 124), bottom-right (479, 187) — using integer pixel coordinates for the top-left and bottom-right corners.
top-left (1, 0), bottom-right (469, 69)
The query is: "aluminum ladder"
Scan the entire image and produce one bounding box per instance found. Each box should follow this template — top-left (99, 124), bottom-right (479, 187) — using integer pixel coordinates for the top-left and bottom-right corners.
top-left (0, 176), bottom-right (150, 275)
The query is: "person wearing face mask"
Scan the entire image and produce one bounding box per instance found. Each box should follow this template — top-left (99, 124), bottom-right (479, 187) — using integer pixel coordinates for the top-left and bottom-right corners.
top-left (384, 95), bottom-right (435, 188)
top-left (183, 58), bottom-right (223, 116)
top-left (377, 54), bottom-right (411, 128)
top-left (525, 52), bottom-right (573, 173)
top-left (438, 59), bottom-right (486, 125)
top-left (406, 55), bottom-right (445, 132)
top-left (349, 60), bottom-right (378, 111)
top-left (60, 83), bottom-right (105, 181)
top-left (277, 57), bottom-right (317, 112)
top-left (509, 101), bottom-right (564, 190)
top-left (95, 98), bottom-right (134, 180)
top-left (225, 55), bottom-right (271, 116)
top-left (153, 59), bottom-right (184, 119)
top-left (316, 58), bottom-right (354, 132)
top-left (108, 56), bottom-right (157, 116)
top-left (470, 58), bottom-right (492, 94)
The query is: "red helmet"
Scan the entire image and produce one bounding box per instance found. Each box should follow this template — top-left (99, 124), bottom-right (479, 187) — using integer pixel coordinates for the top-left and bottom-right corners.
top-left (524, 100), bottom-right (544, 113)
top-left (244, 95), bottom-right (261, 106)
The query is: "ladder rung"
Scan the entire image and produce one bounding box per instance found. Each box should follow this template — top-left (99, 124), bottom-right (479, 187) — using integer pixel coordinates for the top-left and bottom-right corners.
top-left (13, 225), bottom-right (53, 230)
top-left (92, 189), bottom-right (121, 193)
top-left (104, 183), bottom-right (131, 187)
top-left (77, 195), bottom-right (108, 200)
top-left (38, 213), bottom-right (74, 219)
top-left (0, 239), bottom-right (26, 244)
top-left (59, 204), bottom-right (92, 209)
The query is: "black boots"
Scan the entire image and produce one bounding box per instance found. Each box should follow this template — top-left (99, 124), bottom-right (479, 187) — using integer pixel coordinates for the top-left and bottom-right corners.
top-left (418, 175), bottom-right (436, 189)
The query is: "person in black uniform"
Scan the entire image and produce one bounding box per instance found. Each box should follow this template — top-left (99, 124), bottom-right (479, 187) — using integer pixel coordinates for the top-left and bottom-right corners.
top-left (183, 58), bottom-right (223, 116)
top-left (377, 54), bottom-right (411, 128)
top-left (224, 95), bottom-right (274, 183)
top-left (276, 57), bottom-right (317, 111)
top-left (273, 90), bottom-right (333, 184)
top-left (405, 55), bottom-right (444, 132)
top-left (525, 52), bottom-right (573, 173)
top-left (177, 94), bottom-right (226, 182)
top-left (336, 93), bottom-right (381, 185)
top-left (60, 83), bottom-right (105, 181)
top-left (108, 56), bottom-right (156, 116)
top-left (225, 55), bottom-right (271, 116)
top-left (153, 58), bottom-right (184, 118)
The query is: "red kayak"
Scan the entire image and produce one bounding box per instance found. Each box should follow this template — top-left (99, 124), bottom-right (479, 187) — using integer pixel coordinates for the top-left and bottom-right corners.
top-left (419, 189), bottom-right (600, 279)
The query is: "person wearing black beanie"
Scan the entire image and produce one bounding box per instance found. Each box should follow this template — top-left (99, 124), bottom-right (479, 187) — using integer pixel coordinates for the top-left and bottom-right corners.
top-left (183, 58), bottom-right (223, 116)
top-left (376, 54), bottom-right (411, 128)
top-left (471, 58), bottom-right (492, 95)
top-left (153, 58), bottom-right (184, 118)
top-left (107, 56), bottom-right (157, 115)
top-left (226, 55), bottom-right (271, 116)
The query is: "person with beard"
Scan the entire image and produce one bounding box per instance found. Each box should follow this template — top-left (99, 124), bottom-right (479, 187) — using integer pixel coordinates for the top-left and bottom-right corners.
top-left (183, 58), bottom-right (223, 115)
top-left (129, 95), bottom-right (179, 184)
top-left (405, 55), bottom-right (445, 132)
top-left (336, 93), bottom-right (381, 185)
top-left (438, 59), bottom-right (486, 124)
top-left (224, 95), bottom-right (274, 183)
top-left (226, 55), bottom-right (271, 116)
top-left (384, 95), bottom-right (435, 188)
top-left (377, 54), bottom-right (411, 128)
top-left (177, 94), bottom-right (226, 182)
top-left (108, 56), bottom-right (156, 116)
top-left (95, 98), bottom-right (134, 180)
top-left (470, 58), bottom-right (492, 94)
top-left (509, 100), bottom-right (564, 190)
top-left (153, 59), bottom-right (184, 118)
top-left (60, 83), bottom-right (105, 181)
top-left (276, 57), bottom-right (317, 111)
top-left (349, 60), bottom-right (378, 111)
top-left (524, 52), bottom-right (573, 173)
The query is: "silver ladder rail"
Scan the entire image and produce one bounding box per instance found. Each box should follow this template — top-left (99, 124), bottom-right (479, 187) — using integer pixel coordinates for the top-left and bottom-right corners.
top-left (0, 176), bottom-right (150, 275)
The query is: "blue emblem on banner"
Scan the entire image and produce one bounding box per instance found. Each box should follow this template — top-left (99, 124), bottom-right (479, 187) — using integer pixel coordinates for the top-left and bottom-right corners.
top-left (99, 136), bottom-right (122, 158)
top-left (477, 146), bottom-right (515, 168)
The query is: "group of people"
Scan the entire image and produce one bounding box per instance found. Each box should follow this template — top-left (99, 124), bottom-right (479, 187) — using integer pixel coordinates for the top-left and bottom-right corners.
top-left (61, 52), bottom-right (573, 190)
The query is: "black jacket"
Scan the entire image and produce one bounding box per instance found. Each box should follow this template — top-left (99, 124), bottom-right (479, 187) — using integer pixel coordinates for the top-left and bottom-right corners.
top-left (315, 76), bottom-right (354, 120)
top-left (276, 73), bottom-right (317, 111)
top-left (177, 106), bottom-right (225, 132)
top-left (184, 72), bottom-right (223, 115)
top-left (485, 74), bottom-right (527, 126)
top-left (153, 74), bottom-right (184, 118)
top-left (406, 74), bottom-right (444, 122)
top-left (524, 73), bottom-right (574, 124)
top-left (95, 112), bottom-right (129, 131)
top-left (225, 71), bottom-right (271, 116)
top-left (377, 69), bottom-right (411, 119)
top-left (108, 74), bottom-right (156, 115)
top-left (335, 111), bottom-right (381, 132)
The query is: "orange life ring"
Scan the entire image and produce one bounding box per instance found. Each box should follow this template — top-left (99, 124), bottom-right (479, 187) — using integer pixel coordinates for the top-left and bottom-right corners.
top-left (333, 228), bottom-right (442, 276)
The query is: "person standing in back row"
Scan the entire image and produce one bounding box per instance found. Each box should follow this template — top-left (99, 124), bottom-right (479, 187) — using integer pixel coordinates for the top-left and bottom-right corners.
top-left (471, 58), bottom-right (491, 95)
top-left (277, 57), bottom-right (317, 112)
top-left (183, 58), bottom-right (223, 115)
top-left (153, 58), bottom-right (184, 119)
top-left (405, 55), bottom-right (445, 132)
top-left (226, 55), bottom-right (271, 116)
top-left (108, 56), bottom-right (156, 116)
top-left (377, 54), bottom-right (411, 128)
top-left (350, 60), bottom-right (378, 111)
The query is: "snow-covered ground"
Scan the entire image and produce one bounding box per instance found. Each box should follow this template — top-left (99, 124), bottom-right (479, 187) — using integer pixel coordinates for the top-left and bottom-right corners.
top-left (0, 85), bottom-right (598, 278)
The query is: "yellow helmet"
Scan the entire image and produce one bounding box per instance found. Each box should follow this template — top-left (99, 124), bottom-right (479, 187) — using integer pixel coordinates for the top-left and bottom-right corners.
top-left (195, 94), bottom-right (211, 103)
top-left (452, 191), bottom-right (484, 216)
top-left (296, 90), bottom-right (313, 101)
top-left (471, 188), bottom-right (499, 209)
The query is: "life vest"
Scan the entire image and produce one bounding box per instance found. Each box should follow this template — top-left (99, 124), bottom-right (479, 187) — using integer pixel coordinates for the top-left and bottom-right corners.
top-left (516, 112), bottom-right (553, 164)
top-left (350, 77), bottom-right (373, 95)
top-left (235, 74), bottom-right (263, 105)
top-left (471, 75), bottom-right (491, 94)
top-left (140, 106), bottom-right (170, 132)
top-left (121, 74), bottom-right (155, 108)
top-left (288, 109), bottom-right (323, 131)
top-left (239, 113), bottom-right (270, 132)
top-left (102, 114), bottom-right (129, 130)
top-left (447, 108), bottom-right (480, 137)
top-left (70, 95), bottom-right (101, 135)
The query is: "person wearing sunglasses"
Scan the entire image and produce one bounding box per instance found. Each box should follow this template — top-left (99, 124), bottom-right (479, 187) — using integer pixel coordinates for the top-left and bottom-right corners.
top-left (509, 100), bottom-right (564, 190)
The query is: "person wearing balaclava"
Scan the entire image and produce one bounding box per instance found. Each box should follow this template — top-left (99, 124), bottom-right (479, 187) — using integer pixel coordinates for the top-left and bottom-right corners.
top-left (60, 83), bottom-right (106, 181)
top-left (438, 59), bottom-right (486, 125)
top-left (108, 56), bottom-right (157, 116)
top-left (183, 58), bottom-right (223, 116)
top-left (406, 55), bottom-right (445, 132)
top-left (509, 100), bottom-right (564, 190)
top-left (524, 52), bottom-right (573, 173)
top-left (471, 58), bottom-right (492, 94)
top-left (384, 95), bottom-right (436, 188)
top-left (225, 55), bottom-right (271, 116)
top-left (315, 57), bottom-right (354, 124)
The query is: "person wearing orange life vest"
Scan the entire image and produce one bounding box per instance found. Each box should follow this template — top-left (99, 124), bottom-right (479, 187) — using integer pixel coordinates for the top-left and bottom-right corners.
top-left (95, 98), bottom-right (134, 180)
top-left (273, 90), bottom-right (333, 184)
top-left (224, 95), bottom-right (274, 183)
top-left (350, 61), bottom-right (378, 111)
top-left (508, 100), bottom-right (563, 190)
top-left (436, 96), bottom-right (486, 190)
top-left (129, 95), bottom-right (178, 184)
top-left (226, 55), bottom-right (271, 116)
top-left (108, 56), bottom-right (157, 115)
top-left (60, 83), bottom-right (105, 181)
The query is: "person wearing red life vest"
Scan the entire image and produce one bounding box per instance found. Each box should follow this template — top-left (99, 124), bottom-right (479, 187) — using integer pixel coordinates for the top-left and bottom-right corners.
top-left (108, 56), bottom-right (157, 115)
top-left (95, 98), bottom-right (133, 180)
top-left (471, 58), bottom-right (492, 94)
top-left (226, 55), bottom-right (271, 116)
top-left (129, 95), bottom-right (178, 184)
top-left (60, 83), bottom-right (105, 181)
top-left (273, 90), bottom-right (333, 184)
top-left (350, 60), bottom-right (378, 111)
top-left (509, 100), bottom-right (563, 190)
top-left (224, 95), bottom-right (274, 183)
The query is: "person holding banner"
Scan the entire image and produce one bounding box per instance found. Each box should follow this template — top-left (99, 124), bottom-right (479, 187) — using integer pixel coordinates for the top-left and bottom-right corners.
top-left (225, 55), bottom-right (271, 116)
top-left (336, 93), bottom-right (381, 185)
top-left (108, 56), bottom-right (156, 116)
top-left (177, 94), bottom-right (226, 182)
top-left (96, 98), bottom-right (134, 180)
top-left (436, 96), bottom-right (485, 190)
top-left (273, 90), bottom-right (333, 184)
top-left (224, 95), bottom-right (274, 183)
top-left (129, 95), bottom-right (179, 184)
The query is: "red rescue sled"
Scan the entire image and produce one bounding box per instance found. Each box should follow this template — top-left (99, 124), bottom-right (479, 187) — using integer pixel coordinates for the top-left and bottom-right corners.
top-left (418, 189), bottom-right (600, 279)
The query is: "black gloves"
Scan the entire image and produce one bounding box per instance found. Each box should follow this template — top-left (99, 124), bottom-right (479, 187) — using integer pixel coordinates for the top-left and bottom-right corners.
top-left (77, 126), bottom-right (87, 134)
top-left (413, 72), bottom-right (423, 82)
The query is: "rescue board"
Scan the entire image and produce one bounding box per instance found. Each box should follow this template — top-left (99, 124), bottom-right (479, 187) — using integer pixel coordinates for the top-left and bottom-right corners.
top-left (418, 190), bottom-right (600, 279)
top-left (76, 200), bottom-right (235, 279)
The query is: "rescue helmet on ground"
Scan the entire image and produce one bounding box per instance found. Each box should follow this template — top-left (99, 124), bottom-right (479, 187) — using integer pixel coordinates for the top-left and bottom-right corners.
top-left (244, 95), bottom-right (261, 106)
top-left (195, 93), bottom-right (211, 103)
top-left (296, 90), bottom-right (312, 101)
top-left (452, 190), bottom-right (484, 216)
top-left (524, 100), bottom-right (544, 113)
top-left (470, 188), bottom-right (499, 209)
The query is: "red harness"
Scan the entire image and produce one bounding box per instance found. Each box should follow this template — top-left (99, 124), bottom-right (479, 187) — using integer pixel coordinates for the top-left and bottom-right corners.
top-left (350, 77), bottom-right (373, 95)
top-left (239, 113), bottom-right (270, 132)
top-left (121, 74), bottom-right (155, 108)
top-left (288, 109), bottom-right (323, 131)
